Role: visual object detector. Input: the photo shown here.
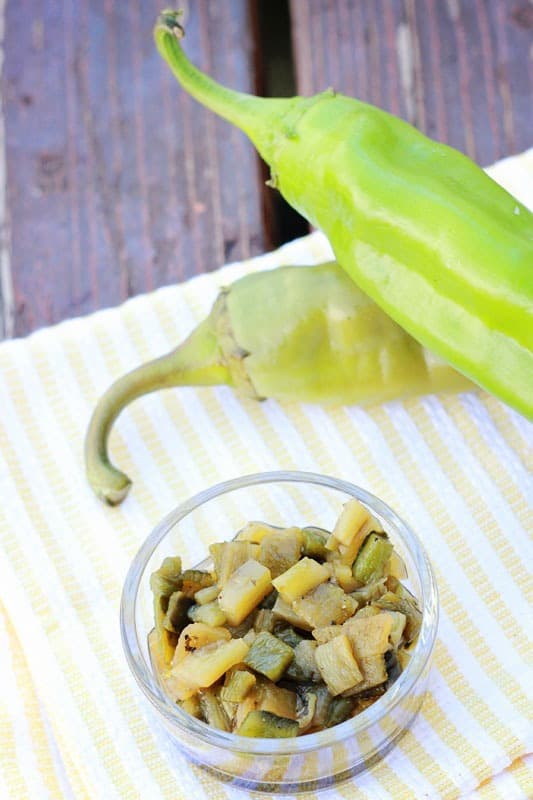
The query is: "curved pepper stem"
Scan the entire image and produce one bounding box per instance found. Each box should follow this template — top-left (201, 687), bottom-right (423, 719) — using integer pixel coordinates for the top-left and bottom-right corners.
top-left (154, 10), bottom-right (301, 165)
top-left (154, 10), bottom-right (254, 125)
top-left (85, 317), bottom-right (231, 505)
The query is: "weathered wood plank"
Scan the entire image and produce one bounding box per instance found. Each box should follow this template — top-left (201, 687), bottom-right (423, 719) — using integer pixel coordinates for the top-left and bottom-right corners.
top-left (0, 0), bottom-right (14, 339)
top-left (3, 0), bottom-right (266, 337)
top-left (290, 0), bottom-right (532, 166)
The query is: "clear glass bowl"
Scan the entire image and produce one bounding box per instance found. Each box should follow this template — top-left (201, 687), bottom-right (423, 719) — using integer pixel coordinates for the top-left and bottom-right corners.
top-left (121, 471), bottom-right (438, 793)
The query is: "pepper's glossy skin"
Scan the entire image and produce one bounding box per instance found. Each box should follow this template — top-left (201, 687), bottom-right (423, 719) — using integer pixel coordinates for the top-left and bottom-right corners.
top-left (226, 262), bottom-right (470, 403)
top-left (154, 13), bottom-right (533, 420)
top-left (85, 262), bottom-right (471, 503)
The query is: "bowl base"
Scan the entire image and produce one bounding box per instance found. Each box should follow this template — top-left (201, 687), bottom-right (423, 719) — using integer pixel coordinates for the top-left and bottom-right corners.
top-left (189, 725), bottom-right (409, 794)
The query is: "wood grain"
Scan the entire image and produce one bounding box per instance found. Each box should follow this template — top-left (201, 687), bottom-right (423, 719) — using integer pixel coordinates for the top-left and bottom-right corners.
top-left (2, 0), bottom-right (532, 339)
top-left (2, 0), bottom-right (266, 337)
top-left (0, 0), bottom-right (14, 338)
top-left (289, 0), bottom-right (532, 166)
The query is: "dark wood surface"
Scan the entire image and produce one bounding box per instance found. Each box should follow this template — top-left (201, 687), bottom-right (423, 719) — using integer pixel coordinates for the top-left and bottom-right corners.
top-left (290, 0), bottom-right (533, 166)
top-left (1, 0), bottom-right (532, 339)
top-left (1, 0), bottom-right (267, 337)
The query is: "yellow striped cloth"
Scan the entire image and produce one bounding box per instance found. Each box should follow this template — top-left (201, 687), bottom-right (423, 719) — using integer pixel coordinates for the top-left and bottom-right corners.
top-left (1, 149), bottom-right (532, 800)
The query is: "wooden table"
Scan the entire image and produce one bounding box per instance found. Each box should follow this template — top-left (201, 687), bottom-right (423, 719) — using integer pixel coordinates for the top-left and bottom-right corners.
top-left (1, 0), bottom-right (531, 339)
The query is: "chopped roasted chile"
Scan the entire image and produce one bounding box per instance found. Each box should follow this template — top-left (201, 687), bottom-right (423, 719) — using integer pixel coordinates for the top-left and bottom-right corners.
top-left (149, 499), bottom-right (422, 737)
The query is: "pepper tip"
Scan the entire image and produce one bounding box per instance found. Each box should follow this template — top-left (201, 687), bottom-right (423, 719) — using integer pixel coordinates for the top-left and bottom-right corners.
top-left (87, 466), bottom-right (132, 506)
top-left (97, 478), bottom-right (132, 506)
top-left (157, 8), bottom-right (185, 40)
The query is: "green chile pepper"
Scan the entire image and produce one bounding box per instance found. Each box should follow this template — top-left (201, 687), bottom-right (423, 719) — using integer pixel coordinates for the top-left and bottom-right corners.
top-left (85, 262), bottom-right (471, 503)
top-left (154, 12), bottom-right (533, 420)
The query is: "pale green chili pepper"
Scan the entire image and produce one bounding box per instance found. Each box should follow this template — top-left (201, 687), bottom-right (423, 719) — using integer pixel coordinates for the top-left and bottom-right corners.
top-left (85, 261), bottom-right (471, 504)
top-left (154, 11), bottom-right (533, 420)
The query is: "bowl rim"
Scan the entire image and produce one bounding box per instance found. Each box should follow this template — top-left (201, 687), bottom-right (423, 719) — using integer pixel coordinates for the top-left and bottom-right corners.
top-left (121, 470), bottom-right (439, 755)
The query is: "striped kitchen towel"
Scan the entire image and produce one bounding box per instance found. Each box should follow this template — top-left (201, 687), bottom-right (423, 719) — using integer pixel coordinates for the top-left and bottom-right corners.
top-left (0, 149), bottom-right (532, 799)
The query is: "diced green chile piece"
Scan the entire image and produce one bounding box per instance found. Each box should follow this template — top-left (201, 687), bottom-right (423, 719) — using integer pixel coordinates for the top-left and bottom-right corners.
top-left (179, 569), bottom-right (215, 598)
top-left (386, 576), bottom-right (420, 605)
top-left (209, 541), bottom-right (260, 587)
top-left (163, 590), bottom-right (192, 634)
top-left (385, 649), bottom-right (401, 685)
top-left (150, 556), bottom-right (182, 602)
top-left (259, 529), bottom-right (303, 577)
top-left (187, 600), bottom-right (227, 627)
top-left (285, 641), bottom-right (322, 683)
top-left (220, 670), bottom-right (256, 703)
top-left (199, 688), bottom-right (230, 731)
top-left (237, 710), bottom-right (299, 738)
top-left (244, 631), bottom-right (294, 682)
top-left (351, 578), bottom-right (388, 606)
top-left (354, 683), bottom-right (388, 701)
top-left (178, 695), bottom-right (202, 719)
top-left (150, 557), bottom-right (184, 658)
top-left (194, 583), bottom-right (220, 605)
top-left (296, 690), bottom-right (317, 730)
top-left (273, 625), bottom-right (304, 649)
top-left (285, 660), bottom-right (315, 684)
top-left (374, 591), bottom-right (422, 644)
top-left (253, 608), bottom-right (276, 633)
top-left (353, 534), bottom-right (393, 584)
top-left (226, 609), bottom-right (258, 639)
top-left (326, 696), bottom-right (356, 727)
top-left (292, 582), bottom-right (357, 628)
top-left (301, 527), bottom-right (330, 560)
top-left (305, 684), bottom-right (332, 729)
top-left (259, 589), bottom-right (278, 610)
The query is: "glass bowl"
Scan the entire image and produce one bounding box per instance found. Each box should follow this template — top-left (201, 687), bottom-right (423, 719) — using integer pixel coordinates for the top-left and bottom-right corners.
top-left (121, 471), bottom-right (438, 793)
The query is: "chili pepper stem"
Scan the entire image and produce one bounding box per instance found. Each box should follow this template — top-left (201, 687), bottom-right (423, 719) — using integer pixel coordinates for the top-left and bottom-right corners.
top-left (85, 317), bottom-right (231, 505)
top-left (154, 10), bottom-right (298, 165)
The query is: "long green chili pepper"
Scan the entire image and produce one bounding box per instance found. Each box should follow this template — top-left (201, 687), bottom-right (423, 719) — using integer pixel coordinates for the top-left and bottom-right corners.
top-left (85, 261), bottom-right (471, 503)
top-left (154, 11), bottom-right (533, 420)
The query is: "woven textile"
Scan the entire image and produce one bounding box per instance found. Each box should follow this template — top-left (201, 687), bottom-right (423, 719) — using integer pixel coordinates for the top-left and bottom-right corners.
top-left (0, 150), bottom-right (532, 799)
